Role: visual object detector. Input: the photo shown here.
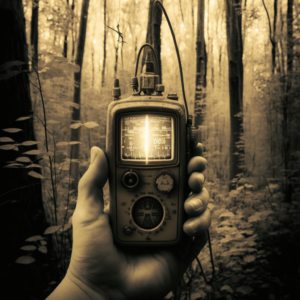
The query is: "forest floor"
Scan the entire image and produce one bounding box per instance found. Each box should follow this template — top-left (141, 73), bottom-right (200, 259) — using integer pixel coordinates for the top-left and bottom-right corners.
top-left (163, 183), bottom-right (300, 300)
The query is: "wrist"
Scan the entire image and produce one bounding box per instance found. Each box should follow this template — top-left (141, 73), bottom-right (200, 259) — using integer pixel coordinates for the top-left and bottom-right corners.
top-left (46, 269), bottom-right (108, 300)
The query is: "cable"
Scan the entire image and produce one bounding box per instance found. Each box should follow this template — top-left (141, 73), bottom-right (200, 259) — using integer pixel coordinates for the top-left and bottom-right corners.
top-left (134, 43), bottom-right (160, 83)
top-left (152, 0), bottom-right (189, 120)
top-left (194, 229), bottom-right (215, 284)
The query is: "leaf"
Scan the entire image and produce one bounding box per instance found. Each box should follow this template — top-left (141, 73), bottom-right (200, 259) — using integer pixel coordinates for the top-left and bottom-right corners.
top-left (244, 255), bottom-right (256, 263)
top-left (0, 70), bottom-right (25, 80)
top-left (83, 121), bottom-right (99, 128)
top-left (44, 225), bottom-right (61, 234)
top-left (69, 141), bottom-right (81, 145)
top-left (219, 211), bottom-right (235, 218)
top-left (16, 116), bottom-right (32, 121)
top-left (25, 164), bottom-right (42, 169)
top-left (28, 171), bottom-right (45, 179)
top-left (248, 215), bottom-right (261, 222)
top-left (22, 149), bottom-right (43, 155)
top-left (47, 120), bottom-right (60, 124)
top-left (0, 61), bottom-right (26, 72)
top-left (236, 286), bottom-right (253, 295)
top-left (38, 246), bottom-right (47, 254)
top-left (63, 101), bottom-right (79, 109)
top-left (20, 245), bottom-right (37, 251)
top-left (64, 158), bottom-right (80, 164)
top-left (25, 235), bottom-right (44, 242)
top-left (21, 141), bottom-right (41, 146)
top-left (190, 291), bottom-right (207, 299)
top-left (40, 240), bottom-right (47, 246)
top-left (16, 156), bottom-right (32, 163)
top-left (60, 223), bottom-right (72, 232)
top-left (2, 128), bottom-right (22, 133)
top-left (15, 256), bottom-right (35, 264)
top-left (220, 285), bottom-right (233, 293)
top-left (4, 163), bottom-right (24, 168)
top-left (0, 144), bottom-right (17, 150)
top-left (56, 141), bottom-right (69, 146)
top-left (70, 123), bottom-right (83, 129)
top-left (0, 137), bottom-right (15, 143)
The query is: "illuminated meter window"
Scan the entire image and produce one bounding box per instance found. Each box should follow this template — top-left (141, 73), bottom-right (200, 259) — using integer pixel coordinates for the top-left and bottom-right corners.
top-left (120, 114), bottom-right (174, 161)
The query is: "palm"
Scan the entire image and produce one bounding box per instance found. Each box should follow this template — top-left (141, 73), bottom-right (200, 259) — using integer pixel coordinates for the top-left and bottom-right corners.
top-left (71, 214), bottom-right (184, 300)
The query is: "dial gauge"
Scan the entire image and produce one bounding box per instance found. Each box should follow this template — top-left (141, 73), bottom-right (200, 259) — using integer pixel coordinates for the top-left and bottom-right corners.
top-left (132, 197), bottom-right (164, 230)
top-left (156, 173), bottom-right (174, 193)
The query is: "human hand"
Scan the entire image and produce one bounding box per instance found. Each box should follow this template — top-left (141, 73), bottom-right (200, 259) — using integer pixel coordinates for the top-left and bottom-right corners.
top-left (48, 144), bottom-right (211, 300)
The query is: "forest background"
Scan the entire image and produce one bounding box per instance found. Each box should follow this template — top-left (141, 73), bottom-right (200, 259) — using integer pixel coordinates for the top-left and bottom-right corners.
top-left (0, 0), bottom-right (299, 299)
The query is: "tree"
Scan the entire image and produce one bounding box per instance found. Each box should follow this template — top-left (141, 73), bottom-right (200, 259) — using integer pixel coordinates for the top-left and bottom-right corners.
top-left (143, 0), bottom-right (162, 81)
top-left (281, 0), bottom-right (294, 202)
top-left (225, 0), bottom-right (244, 188)
top-left (70, 0), bottom-right (90, 191)
top-left (194, 0), bottom-right (207, 142)
top-left (101, 0), bottom-right (107, 87)
top-left (0, 0), bottom-right (46, 297)
top-left (31, 0), bottom-right (39, 67)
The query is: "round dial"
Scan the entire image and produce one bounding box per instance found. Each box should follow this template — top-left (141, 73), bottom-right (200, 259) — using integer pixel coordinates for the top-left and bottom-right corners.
top-left (132, 197), bottom-right (164, 230)
top-left (156, 173), bottom-right (174, 192)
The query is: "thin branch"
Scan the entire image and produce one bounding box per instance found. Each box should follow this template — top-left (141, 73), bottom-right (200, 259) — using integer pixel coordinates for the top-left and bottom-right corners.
top-left (0, 182), bottom-right (41, 199)
top-left (261, 0), bottom-right (275, 46)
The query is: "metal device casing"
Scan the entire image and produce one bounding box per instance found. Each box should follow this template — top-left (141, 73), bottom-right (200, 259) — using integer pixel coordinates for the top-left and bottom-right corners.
top-left (106, 95), bottom-right (188, 246)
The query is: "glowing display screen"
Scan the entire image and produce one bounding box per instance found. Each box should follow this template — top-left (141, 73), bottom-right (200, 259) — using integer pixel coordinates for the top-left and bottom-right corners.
top-left (120, 115), bottom-right (174, 161)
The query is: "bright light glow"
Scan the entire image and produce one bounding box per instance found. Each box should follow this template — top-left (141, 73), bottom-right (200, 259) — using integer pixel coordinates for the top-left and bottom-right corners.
top-left (181, 23), bottom-right (184, 28)
top-left (256, 29), bottom-right (259, 32)
top-left (93, 39), bottom-right (97, 44)
top-left (145, 115), bottom-right (149, 164)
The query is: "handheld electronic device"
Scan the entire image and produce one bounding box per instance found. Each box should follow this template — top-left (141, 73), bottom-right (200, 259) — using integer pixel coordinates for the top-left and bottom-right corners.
top-left (105, 1), bottom-right (197, 247)
top-left (106, 46), bottom-right (196, 246)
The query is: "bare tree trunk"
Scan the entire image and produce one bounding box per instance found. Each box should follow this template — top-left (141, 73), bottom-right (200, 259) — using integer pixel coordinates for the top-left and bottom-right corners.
top-left (101, 0), bottom-right (107, 87)
top-left (142, 0), bottom-right (162, 82)
top-left (72, 0), bottom-right (76, 60)
top-left (63, 0), bottom-right (70, 58)
top-left (31, 0), bottom-right (39, 67)
top-left (194, 0), bottom-right (207, 142)
top-left (70, 0), bottom-right (90, 191)
top-left (0, 0), bottom-right (46, 297)
top-left (282, 0), bottom-right (293, 202)
top-left (225, 0), bottom-right (244, 188)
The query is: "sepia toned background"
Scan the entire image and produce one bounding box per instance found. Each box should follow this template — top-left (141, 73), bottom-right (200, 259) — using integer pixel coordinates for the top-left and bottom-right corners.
top-left (0, 0), bottom-right (299, 299)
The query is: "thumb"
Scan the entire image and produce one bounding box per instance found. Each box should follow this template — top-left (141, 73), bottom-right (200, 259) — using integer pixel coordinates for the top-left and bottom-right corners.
top-left (74, 147), bottom-right (108, 222)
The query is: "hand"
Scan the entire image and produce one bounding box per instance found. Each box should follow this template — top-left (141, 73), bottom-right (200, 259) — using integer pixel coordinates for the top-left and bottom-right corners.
top-left (48, 144), bottom-right (211, 300)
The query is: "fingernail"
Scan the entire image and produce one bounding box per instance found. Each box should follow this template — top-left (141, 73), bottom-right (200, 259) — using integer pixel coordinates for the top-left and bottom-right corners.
top-left (190, 199), bottom-right (203, 212)
top-left (90, 148), bottom-right (99, 164)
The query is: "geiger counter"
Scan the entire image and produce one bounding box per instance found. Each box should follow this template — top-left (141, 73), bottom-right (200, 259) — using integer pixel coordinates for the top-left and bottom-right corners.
top-left (106, 46), bottom-right (196, 246)
top-left (105, 1), bottom-right (198, 246)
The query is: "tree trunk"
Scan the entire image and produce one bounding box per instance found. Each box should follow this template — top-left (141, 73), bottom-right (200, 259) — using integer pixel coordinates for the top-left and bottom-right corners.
top-left (71, 0), bottom-right (76, 60)
top-left (31, 0), bottom-right (39, 67)
top-left (225, 0), bottom-right (244, 188)
top-left (63, 0), bottom-right (70, 58)
top-left (282, 0), bottom-right (293, 202)
top-left (194, 0), bottom-right (207, 142)
top-left (0, 0), bottom-right (46, 297)
top-left (143, 0), bottom-right (162, 82)
top-left (70, 0), bottom-right (90, 191)
top-left (101, 0), bottom-right (107, 87)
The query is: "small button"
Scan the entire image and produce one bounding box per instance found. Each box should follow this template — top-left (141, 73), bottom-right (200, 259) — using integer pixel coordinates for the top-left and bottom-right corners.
top-left (172, 210), bottom-right (177, 214)
top-left (124, 226), bottom-right (133, 235)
